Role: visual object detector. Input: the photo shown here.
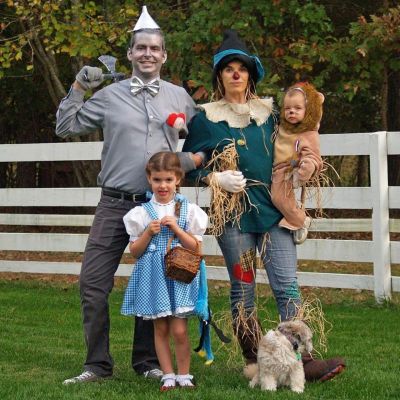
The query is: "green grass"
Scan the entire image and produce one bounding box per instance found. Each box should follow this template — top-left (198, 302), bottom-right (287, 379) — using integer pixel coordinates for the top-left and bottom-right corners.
top-left (1, 278), bottom-right (399, 400)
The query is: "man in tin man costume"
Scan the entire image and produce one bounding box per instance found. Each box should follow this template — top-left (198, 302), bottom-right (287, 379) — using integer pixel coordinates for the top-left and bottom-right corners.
top-left (56, 5), bottom-right (203, 384)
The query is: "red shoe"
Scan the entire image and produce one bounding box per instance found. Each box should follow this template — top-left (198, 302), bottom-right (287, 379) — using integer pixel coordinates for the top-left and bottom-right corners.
top-left (160, 384), bottom-right (176, 392)
top-left (160, 373), bottom-right (176, 392)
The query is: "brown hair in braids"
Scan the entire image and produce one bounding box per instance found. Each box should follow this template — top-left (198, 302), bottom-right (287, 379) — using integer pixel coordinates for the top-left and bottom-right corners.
top-left (146, 152), bottom-right (185, 217)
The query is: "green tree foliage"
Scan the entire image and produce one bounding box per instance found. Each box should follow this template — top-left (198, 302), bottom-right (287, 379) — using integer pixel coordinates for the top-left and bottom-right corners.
top-left (159, 0), bottom-right (335, 100)
top-left (0, 0), bottom-right (139, 186)
top-left (0, 0), bottom-right (136, 106)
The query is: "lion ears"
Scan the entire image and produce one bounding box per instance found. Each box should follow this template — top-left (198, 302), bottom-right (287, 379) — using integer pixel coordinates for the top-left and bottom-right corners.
top-left (290, 81), bottom-right (325, 104)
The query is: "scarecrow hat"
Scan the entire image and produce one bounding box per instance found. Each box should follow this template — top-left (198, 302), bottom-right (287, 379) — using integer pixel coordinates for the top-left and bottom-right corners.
top-left (212, 29), bottom-right (265, 89)
top-left (129, 5), bottom-right (160, 32)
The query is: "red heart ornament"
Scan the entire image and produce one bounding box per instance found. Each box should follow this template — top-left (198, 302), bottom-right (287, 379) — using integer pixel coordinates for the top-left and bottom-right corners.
top-left (166, 113), bottom-right (179, 127)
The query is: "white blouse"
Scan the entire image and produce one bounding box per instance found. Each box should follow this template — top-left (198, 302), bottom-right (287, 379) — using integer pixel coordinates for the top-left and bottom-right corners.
top-left (123, 196), bottom-right (208, 242)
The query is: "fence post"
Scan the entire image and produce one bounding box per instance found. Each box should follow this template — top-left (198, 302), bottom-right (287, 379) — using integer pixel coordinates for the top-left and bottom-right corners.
top-left (369, 131), bottom-right (391, 302)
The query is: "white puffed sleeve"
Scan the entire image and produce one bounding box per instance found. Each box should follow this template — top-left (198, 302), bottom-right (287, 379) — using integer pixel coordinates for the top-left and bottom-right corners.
top-left (122, 206), bottom-right (150, 241)
top-left (186, 203), bottom-right (208, 241)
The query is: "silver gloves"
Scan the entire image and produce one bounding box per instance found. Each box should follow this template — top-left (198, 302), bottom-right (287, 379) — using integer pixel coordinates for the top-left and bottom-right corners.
top-left (75, 66), bottom-right (104, 90)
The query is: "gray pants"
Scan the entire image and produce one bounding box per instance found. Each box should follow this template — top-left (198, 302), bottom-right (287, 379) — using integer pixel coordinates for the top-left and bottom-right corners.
top-left (80, 193), bottom-right (159, 377)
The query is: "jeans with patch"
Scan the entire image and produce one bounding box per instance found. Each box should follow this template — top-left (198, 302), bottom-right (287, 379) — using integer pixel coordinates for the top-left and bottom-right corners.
top-left (217, 223), bottom-right (300, 362)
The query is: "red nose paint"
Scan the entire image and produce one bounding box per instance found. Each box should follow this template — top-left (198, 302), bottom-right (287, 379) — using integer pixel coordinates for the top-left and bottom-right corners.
top-left (233, 71), bottom-right (240, 80)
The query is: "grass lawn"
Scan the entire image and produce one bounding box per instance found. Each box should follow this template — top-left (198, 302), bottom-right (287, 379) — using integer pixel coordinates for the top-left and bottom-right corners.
top-left (0, 276), bottom-right (399, 400)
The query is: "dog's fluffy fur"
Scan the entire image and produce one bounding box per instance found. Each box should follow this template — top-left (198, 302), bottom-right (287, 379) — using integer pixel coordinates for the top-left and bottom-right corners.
top-left (244, 320), bottom-right (313, 393)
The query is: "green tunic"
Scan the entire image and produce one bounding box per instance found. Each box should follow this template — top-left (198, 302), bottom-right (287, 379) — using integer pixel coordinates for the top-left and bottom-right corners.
top-left (183, 110), bottom-right (282, 233)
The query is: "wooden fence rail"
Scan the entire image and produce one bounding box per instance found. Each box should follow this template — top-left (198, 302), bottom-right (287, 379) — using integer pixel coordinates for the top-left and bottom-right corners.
top-left (1, 131), bottom-right (399, 302)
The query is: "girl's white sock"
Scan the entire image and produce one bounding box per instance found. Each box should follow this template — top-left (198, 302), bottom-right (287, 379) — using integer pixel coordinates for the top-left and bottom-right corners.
top-left (176, 374), bottom-right (195, 387)
top-left (161, 373), bottom-right (176, 388)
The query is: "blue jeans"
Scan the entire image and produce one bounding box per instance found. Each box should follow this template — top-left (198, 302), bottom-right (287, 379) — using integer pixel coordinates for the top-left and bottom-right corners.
top-left (217, 224), bottom-right (300, 362)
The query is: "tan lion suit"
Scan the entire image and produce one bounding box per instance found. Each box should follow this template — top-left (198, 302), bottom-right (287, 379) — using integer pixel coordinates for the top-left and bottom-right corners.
top-left (271, 82), bottom-right (324, 230)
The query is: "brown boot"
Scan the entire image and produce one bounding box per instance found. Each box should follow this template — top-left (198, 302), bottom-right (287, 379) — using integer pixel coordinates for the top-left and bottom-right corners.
top-left (233, 316), bottom-right (262, 364)
top-left (302, 353), bottom-right (346, 382)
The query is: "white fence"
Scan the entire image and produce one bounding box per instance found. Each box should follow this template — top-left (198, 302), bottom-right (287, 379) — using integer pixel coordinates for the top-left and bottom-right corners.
top-left (1, 132), bottom-right (399, 302)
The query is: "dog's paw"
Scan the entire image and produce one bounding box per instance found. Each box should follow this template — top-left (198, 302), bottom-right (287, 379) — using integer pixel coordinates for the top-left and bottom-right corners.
top-left (249, 378), bottom-right (258, 389)
top-left (260, 384), bottom-right (277, 392)
top-left (243, 363), bottom-right (258, 379)
top-left (260, 376), bottom-right (277, 391)
top-left (291, 385), bottom-right (304, 393)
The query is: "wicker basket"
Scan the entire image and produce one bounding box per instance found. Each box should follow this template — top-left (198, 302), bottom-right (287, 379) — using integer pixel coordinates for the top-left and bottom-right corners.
top-left (164, 235), bottom-right (202, 284)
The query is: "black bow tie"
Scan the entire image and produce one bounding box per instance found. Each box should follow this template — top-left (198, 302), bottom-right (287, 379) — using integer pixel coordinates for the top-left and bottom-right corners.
top-left (130, 77), bottom-right (160, 97)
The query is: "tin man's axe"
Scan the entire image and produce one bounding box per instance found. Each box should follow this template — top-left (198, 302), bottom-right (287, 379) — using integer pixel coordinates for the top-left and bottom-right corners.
top-left (88, 55), bottom-right (125, 82)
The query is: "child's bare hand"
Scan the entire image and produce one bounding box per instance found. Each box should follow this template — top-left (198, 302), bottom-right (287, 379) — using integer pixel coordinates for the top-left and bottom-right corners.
top-left (146, 220), bottom-right (161, 236)
top-left (160, 216), bottom-right (179, 232)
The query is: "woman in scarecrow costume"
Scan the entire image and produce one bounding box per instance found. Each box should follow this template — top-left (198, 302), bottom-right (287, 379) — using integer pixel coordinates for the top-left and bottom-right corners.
top-left (183, 29), bottom-right (345, 382)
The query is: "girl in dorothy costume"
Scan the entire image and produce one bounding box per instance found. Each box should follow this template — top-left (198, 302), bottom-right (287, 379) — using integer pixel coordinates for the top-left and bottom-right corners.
top-left (121, 151), bottom-right (208, 391)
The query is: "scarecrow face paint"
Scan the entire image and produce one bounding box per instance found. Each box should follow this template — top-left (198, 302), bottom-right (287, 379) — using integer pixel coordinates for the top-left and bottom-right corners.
top-left (128, 32), bottom-right (167, 81)
top-left (220, 61), bottom-right (249, 100)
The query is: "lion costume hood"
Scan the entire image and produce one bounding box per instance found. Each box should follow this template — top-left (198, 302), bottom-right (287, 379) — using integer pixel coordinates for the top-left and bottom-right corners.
top-left (279, 82), bottom-right (324, 134)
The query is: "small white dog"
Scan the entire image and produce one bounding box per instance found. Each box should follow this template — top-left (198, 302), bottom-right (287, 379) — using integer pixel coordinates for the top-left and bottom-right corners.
top-left (244, 320), bottom-right (313, 393)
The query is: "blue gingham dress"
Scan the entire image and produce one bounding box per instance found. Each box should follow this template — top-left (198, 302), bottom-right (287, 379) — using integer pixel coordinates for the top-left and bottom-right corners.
top-left (121, 196), bottom-right (200, 319)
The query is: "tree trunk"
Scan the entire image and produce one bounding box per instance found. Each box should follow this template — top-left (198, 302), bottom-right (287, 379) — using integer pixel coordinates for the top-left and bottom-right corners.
top-left (21, 9), bottom-right (100, 188)
top-left (387, 70), bottom-right (400, 186)
top-left (357, 156), bottom-right (369, 187)
top-left (23, 21), bottom-right (67, 106)
top-left (381, 0), bottom-right (400, 186)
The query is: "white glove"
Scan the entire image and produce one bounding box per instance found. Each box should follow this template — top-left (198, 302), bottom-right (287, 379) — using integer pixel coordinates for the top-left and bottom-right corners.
top-left (213, 170), bottom-right (246, 193)
top-left (75, 66), bottom-right (104, 90)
